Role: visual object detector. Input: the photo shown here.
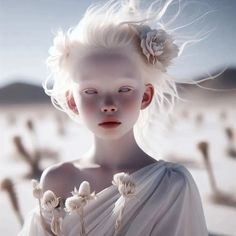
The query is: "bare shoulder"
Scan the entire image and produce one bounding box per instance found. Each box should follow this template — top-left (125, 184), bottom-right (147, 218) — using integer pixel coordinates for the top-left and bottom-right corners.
top-left (40, 162), bottom-right (83, 199)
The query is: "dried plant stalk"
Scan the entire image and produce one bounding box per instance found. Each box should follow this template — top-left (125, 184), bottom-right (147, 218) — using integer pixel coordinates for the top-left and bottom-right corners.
top-left (13, 136), bottom-right (34, 166)
top-left (0, 178), bottom-right (24, 226)
top-left (197, 142), bottom-right (208, 160)
top-left (12, 135), bottom-right (42, 178)
top-left (197, 141), bottom-right (219, 194)
top-left (25, 119), bottom-right (41, 163)
top-left (227, 148), bottom-right (236, 158)
top-left (195, 113), bottom-right (203, 126)
top-left (225, 127), bottom-right (234, 142)
top-left (26, 119), bottom-right (34, 132)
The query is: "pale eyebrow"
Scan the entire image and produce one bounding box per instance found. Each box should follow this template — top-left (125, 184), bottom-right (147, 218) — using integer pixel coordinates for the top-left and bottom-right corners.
top-left (113, 77), bottom-right (139, 85)
top-left (79, 77), bottom-right (139, 86)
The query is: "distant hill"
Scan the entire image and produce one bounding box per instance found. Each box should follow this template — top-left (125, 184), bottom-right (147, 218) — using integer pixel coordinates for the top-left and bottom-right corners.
top-left (177, 67), bottom-right (236, 103)
top-left (194, 67), bottom-right (236, 89)
top-left (0, 82), bottom-right (50, 105)
top-left (0, 68), bottom-right (235, 105)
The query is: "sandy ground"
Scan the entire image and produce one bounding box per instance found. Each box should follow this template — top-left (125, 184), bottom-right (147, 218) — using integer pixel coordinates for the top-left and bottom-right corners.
top-left (0, 103), bottom-right (235, 236)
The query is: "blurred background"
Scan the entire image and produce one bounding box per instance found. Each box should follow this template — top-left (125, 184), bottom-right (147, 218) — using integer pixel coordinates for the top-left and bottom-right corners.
top-left (0, 0), bottom-right (236, 235)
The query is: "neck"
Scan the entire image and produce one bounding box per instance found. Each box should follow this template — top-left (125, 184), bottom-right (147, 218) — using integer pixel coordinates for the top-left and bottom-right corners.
top-left (83, 129), bottom-right (155, 171)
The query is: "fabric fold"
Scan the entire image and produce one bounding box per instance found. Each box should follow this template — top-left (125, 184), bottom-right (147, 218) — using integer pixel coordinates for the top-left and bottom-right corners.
top-left (18, 160), bottom-right (208, 236)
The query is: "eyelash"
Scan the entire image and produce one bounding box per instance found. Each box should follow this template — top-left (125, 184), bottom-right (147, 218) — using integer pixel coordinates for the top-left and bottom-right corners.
top-left (118, 87), bottom-right (132, 93)
top-left (83, 87), bottom-right (133, 94)
top-left (84, 89), bottom-right (97, 94)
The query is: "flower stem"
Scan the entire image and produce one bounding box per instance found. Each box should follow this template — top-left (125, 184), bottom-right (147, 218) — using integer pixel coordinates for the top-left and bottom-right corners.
top-left (79, 207), bottom-right (86, 236)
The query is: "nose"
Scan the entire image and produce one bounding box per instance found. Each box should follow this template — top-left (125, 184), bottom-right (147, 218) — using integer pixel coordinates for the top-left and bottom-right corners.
top-left (101, 104), bottom-right (118, 113)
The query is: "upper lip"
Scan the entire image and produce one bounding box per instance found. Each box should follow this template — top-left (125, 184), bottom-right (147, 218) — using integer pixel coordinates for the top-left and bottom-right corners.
top-left (99, 119), bottom-right (121, 125)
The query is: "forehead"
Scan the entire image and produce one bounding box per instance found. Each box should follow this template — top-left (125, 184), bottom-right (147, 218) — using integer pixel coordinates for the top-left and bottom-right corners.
top-left (73, 49), bottom-right (142, 83)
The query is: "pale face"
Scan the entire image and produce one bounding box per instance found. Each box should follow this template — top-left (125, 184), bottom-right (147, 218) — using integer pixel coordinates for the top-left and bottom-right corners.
top-left (71, 49), bottom-right (147, 140)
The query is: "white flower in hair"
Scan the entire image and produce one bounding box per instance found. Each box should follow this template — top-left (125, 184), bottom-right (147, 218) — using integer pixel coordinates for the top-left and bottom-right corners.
top-left (112, 172), bottom-right (136, 198)
top-left (134, 25), bottom-right (179, 70)
top-left (42, 190), bottom-right (60, 211)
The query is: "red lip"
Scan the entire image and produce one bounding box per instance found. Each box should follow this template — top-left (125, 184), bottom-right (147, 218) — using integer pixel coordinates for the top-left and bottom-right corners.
top-left (98, 121), bottom-right (121, 128)
top-left (99, 120), bottom-right (121, 125)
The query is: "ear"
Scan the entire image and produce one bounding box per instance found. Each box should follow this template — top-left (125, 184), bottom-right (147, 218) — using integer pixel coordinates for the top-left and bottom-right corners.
top-left (66, 90), bottom-right (79, 114)
top-left (141, 84), bottom-right (154, 110)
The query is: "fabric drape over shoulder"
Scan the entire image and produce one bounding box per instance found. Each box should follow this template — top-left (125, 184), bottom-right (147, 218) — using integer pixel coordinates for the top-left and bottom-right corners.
top-left (18, 160), bottom-right (208, 236)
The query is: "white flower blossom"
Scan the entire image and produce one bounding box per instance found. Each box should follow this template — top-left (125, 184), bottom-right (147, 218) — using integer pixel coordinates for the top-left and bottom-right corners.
top-left (112, 172), bottom-right (136, 198)
top-left (31, 179), bottom-right (43, 199)
top-left (112, 172), bottom-right (136, 234)
top-left (78, 181), bottom-right (91, 197)
top-left (65, 181), bottom-right (96, 214)
top-left (71, 181), bottom-right (96, 201)
top-left (140, 29), bottom-right (179, 67)
top-left (133, 24), bottom-right (179, 70)
top-left (65, 195), bottom-right (86, 213)
top-left (72, 181), bottom-right (91, 197)
top-left (65, 181), bottom-right (96, 236)
top-left (42, 190), bottom-right (60, 211)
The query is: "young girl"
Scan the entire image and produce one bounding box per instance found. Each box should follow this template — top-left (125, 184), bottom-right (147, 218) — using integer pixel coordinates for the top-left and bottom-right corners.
top-left (19, 0), bottom-right (209, 235)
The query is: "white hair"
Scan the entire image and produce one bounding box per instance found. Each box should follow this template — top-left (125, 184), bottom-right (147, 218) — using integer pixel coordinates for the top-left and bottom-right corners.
top-left (43, 0), bottom-right (208, 155)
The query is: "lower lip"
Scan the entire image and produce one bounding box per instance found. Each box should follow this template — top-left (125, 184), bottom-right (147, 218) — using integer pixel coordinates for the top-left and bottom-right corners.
top-left (99, 123), bottom-right (121, 128)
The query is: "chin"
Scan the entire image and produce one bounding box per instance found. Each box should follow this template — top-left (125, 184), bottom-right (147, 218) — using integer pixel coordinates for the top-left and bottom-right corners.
top-left (95, 132), bottom-right (124, 140)
top-left (95, 127), bottom-right (132, 140)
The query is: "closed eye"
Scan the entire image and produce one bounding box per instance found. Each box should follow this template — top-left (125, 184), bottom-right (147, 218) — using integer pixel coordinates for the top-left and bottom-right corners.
top-left (83, 89), bottom-right (97, 94)
top-left (118, 87), bottom-right (133, 93)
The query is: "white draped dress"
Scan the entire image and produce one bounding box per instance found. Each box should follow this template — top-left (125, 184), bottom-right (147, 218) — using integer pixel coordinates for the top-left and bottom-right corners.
top-left (18, 160), bottom-right (209, 236)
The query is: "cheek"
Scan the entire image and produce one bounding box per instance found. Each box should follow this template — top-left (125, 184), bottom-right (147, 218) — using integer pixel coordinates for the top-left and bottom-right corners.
top-left (120, 94), bottom-right (142, 123)
top-left (77, 96), bottom-right (98, 117)
top-left (121, 92), bottom-right (142, 111)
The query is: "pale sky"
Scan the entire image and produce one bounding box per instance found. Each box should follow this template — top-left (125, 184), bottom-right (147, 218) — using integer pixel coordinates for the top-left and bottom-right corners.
top-left (0, 0), bottom-right (235, 87)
